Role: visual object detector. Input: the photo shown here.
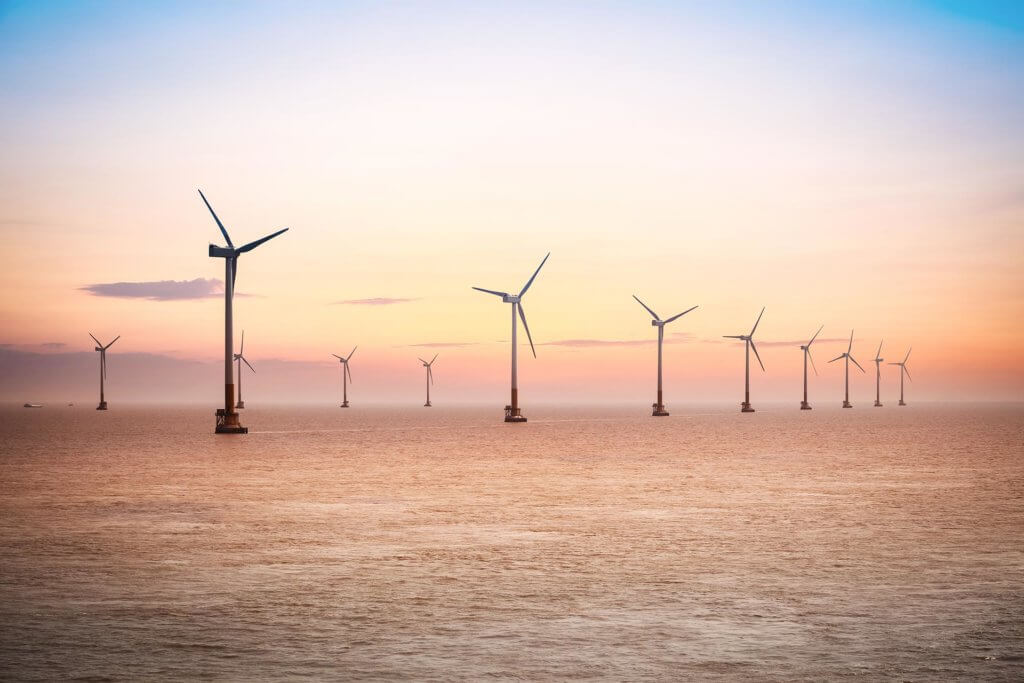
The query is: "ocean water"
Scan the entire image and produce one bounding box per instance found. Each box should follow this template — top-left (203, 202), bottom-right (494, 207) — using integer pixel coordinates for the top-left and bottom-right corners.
top-left (1, 403), bottom-right (1022, 680)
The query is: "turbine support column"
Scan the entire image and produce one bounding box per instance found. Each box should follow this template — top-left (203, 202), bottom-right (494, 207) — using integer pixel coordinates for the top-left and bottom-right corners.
top-left (800, 350), bottom-right (811, 410)
top-left (505, 302), bottom-right (526, 422)
top-left (653, 326), bottom-right (668, 416)
top-left (874, 365), bottom-right (882, 407)
top-left (235, 357), bottom-right (245, 409)
top-left (898, 370), bottom-right (906, 406)
top-left (842, 358), bottom-right (852, 408)
top-left (741, 339), bottom-right (754, 412)
top-left (425, 370), bottom-right (431, 407)
top-left (216, 257), bottom-right (246, 433)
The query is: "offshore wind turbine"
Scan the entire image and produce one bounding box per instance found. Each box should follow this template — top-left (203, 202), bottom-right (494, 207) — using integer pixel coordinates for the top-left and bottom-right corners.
top-left (633, 295), bottom-right (697, 416)
top-left (889, 347), bottom-right (912, 406)
top-left (828, 329), bottom-right (865, 408)
top-left (872, 340), bottom-right (884, 407)
top-left (799, 325), bottom-right (823, 410)
top-left (200, 189), bottom-right (288, 434)
top-left (724, 307), bottom-right (765, 413)
top-left (333, 347), bottom-right (357, 408)
top-left (419, 354), bottom-right (438, 407)
top-left (89, 333), bottom-right (119, 410)
top-left (233, 330), bottom-right (255, 409)
top-left (472, 252), bottom-right (549, 423)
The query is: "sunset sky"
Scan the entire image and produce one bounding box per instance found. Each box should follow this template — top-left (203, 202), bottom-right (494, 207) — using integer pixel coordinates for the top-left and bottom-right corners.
top-left (1, 0), bottom-right (1022, 404)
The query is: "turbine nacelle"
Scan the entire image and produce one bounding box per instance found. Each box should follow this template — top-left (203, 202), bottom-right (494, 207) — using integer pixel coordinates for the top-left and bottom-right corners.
top-left (502, 294), bottom-right (521, 304)
top-left (209, 244), bottom-right (235, 258)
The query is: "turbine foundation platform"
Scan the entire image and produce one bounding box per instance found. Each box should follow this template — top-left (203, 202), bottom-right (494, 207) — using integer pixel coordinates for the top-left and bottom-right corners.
top-left (215, 408), bottom-right (247, 434)
top-left (800, 401), bottom-right (812, 410)
top-left (424, 402), bottom-right (432, 407)
top-left (340, 401), bottom-right (349, 408)
top-left (235, 400), bottom-right (245, 409)
top-left (842, 401), bottom-right (853, 408)
top-left (874, 400), bottom-right (883, 407)
top-left (741, 402), bottom-right (755, 413)
top-left (898, 400), bottom-right (906, 406)
top-left (652, 403), bottom-right (669, 417)
top-left (504, 405), bottom-right (527, 423)
top-left (96, 401), bottom-right (107, 411)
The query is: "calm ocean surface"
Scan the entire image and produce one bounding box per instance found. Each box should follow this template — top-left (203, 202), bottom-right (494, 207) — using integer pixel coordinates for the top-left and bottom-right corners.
top-left (1, 403), bottom-right (1022, 680)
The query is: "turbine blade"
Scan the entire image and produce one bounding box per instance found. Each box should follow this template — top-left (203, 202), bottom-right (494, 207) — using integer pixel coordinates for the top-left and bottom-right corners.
top-left (430, 353), bottom-right (438, 365)
top-left (850, 355), bottom-right (865, 372)
top-left (750, 339), bottom-right (765, 371)
top-left (428, 366), bottom-right (434, 384)
top-left (236, 227), bottom-right (289, 253)
top-left (198, 189), bottom-right (233, 248)
top-left (347, 346), bottom-right (357, 361)
top-left (240, 330), bottom-right (244, 355)
top-left (104, 335), bottom-right (120, 349)
top-left (749, 307), bottom-right (765, 337)
top-left (808, 348), bottom-right (818, 376)
top-left (332, 354), bottom-right (343, 360)
top-left (664, 305), bottom-right (698, 324)
top-left (518, 303), bottom-right (537, 358)
top-left (829, 355), bottom-right (844, 363)
top-left (231, 256), bottom-right (237, 295)
top-left (519, 252), bottom-right (550, 297)
top-left (904, 347), bottom-right (912, 363)
top-left (808, 324), bottom-right (823, 346)
top-left (723, 335), bottom-right (745, 339)
top-left (242, 356), bottom-right (255, 373)
top-left (345, 362), bottom-right (353, 383)
top-left (417, 357), bottom-right (427, 364)
top-left (89, 333), bottom-right (102, 347)
top-left (847, 329), bottom-right (853, 353)
top-left (903, 365), bottom-right (912, 381)
top-left (875, 339), bottom-right (883, 359)
top-left (632, 295), bottom-right (660, 320)
top-left (472, 286), bottom-right (508, 298)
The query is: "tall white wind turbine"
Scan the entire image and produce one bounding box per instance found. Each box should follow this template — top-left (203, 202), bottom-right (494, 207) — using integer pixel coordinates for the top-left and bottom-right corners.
top-left (724, 307), bottom-right (765, 413)
top-left (89, 333), bottom-right (119, 411)
top-left (799, 325), bottom-right (823, 410)
top-left (419, 354), bottom-right (438, 407)
top-left (633, 295), bottom-right (697, 416)
top-left (472, 253), bottom-right (549, 423)
top-left (233, 330), bottom-right (255, 409)
top-left (828, 329), bottom-right (865, 408)
top-left (889, 347), bottom-right (912, 406)
top-left (872, 340), bottom-right (884, 407)
top-left (201, 189), bottom-right (288, 434)
top-left (333, 346), bottom-right (357, 408)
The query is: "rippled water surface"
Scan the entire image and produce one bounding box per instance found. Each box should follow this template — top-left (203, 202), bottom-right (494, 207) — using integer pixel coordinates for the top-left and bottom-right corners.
top-left (1, 404), bottom-right (1022, 680)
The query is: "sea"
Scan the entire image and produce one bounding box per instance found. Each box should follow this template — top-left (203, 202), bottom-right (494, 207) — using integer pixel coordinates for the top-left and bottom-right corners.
top-left (1, 403), bottom-right (1022, 680)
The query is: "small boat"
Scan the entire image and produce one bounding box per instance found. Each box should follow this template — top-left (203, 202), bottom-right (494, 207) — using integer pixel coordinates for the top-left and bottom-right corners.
top-left (23, 403), bottom-right (42, 408)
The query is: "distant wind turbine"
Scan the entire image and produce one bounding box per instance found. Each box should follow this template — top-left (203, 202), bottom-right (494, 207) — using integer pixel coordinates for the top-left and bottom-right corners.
top-left (799, 325), bottom-right (823, 410)
top-left (333, 346), bottom-right (357, 408)
top-left (472, 253), bottom-right (549, 423)
top-left (201, 189), bottom-right (288, 434)
top-left (889, 347), bottom-right (912, 406)
top-left (724, 307), bottom-right (765, 413)
top-left (828, 329), bottom-right (865, 408)
top-left (419, 354), bottom-right (438, 407)
top-left (633, 295), bottom-right (697, 416)
top-left (872, 340), bottom-right (884, 407)
top-left (233, 330), bottom-right (255, 409)
top-left (89, 333), bottom-right (119, 411)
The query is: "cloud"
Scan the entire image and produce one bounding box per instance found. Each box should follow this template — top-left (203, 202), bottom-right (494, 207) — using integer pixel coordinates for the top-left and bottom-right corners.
top-left (541, 338), bottom-right (653, 347)
top-left (80, 278), bottom-right (225, 301)
top-left (40, 342), bottom-right (66, 349)
top-left (331, 297), bottom-right (419, 306)
top-left (408, 341), bottom-right (478, 348)
top-left (754, 337), bottom-right (852, 348)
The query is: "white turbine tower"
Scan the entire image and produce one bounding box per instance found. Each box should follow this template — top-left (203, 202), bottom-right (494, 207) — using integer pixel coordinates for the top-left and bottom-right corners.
top-left (828, 329), bottom-right (865, 408)
top-left (233, 330), bottom-right (255, 409)
top-left (799, 325), bottom-right (823, 410)
top-left (333, 346), bottom-right (357, 408)
top-left (473, 252), bottom-right (550, 423)
top-left (724, 307), bottom-right (765, 413)
top-left (419, 354), bottom-right (438, 407)
top-left (89, 333), bottom-right (119, 411)
top-left (872, 340), bottom-right (884, 407)
top-left (200, 189), bottom-right (288, 434)
top-left (889, 347), bottom-right (912, 406)
top-left (632, 295), bottom-right (697, 416)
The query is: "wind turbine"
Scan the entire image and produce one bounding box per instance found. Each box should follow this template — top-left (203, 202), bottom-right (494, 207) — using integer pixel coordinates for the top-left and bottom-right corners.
top-left (89, 333), bottom-right (119, 410)
top-left (889, 347), bottom-right (912, 406)
top-left (472, 252), bottom-right (549, 423)
top-left (723, 307), bottom-right (765, 413)
top-left (828, 329), bottom-right (865, 408)
top-left (419, 353), bottom-right (438, 407)
top-left (333, 347), bottom-right (357, 408)
top-left (872, 340), bottom-right (884, 407)
top-left (633, 295), bottom-right (697, 416)
top-left (200, 189), bottom-right (288, 434)
top-left (799, 325), bottom-right (823, 410)
top-left (233, 330), bottom-right (255, 409)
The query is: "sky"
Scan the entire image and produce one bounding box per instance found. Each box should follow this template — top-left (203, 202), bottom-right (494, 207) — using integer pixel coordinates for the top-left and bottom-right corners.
top-left (1, 0), bottom-right (1022, 405)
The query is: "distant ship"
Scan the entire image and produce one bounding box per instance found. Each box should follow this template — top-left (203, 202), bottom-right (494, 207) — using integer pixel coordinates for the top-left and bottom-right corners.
top-left (23, 403), bottom-right (42, 408)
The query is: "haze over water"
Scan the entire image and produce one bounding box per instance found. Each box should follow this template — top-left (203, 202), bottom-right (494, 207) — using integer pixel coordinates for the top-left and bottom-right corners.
top-left (2, 404), bottom-right (1021, 680)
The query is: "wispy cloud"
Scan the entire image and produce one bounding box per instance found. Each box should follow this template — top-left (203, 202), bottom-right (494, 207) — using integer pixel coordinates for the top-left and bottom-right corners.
top-left (408, 341), bottom-right (478, 348)
top-left (331, 297), bottom-right (419, 306)
top-left (80, 278), bottom-right (226, 301)
top-left (540, 338), bottom-right (652, 348)
top-left (754, 337), bottom-right (852, 348)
